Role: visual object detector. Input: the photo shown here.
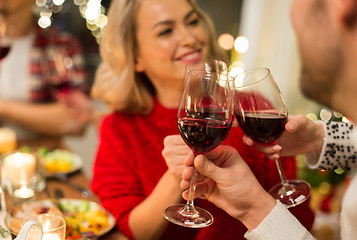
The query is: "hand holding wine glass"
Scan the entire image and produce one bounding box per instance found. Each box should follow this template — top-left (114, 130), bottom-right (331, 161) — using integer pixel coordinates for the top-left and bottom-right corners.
top-left (163, 62), bottom-right (234, 228)
top-left (242, 114), bottom-right (325, 160)
top-left (233, 68), bottom-right (310, 208)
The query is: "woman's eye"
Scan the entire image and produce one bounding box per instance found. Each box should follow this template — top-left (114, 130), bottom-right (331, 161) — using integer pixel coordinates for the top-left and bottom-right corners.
top-left (188, 18), bottom-right (199, 26)
top-left (158, 28), bottom-right (172, 36)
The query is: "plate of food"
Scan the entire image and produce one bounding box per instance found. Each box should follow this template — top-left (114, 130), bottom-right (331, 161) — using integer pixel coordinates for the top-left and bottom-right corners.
top-left (5, 199), bottom-right (116, 239)
top-left (40, 149), bottom-right (83, 177)
top-left (18, 146), bottom-right (83, 177)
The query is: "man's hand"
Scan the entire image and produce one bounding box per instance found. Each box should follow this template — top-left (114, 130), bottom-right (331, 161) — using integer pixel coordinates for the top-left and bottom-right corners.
top-left (181, 145), bottom-right (276, 230)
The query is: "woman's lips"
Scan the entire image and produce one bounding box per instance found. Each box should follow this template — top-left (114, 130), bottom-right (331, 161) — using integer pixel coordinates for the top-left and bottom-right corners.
top-left (176, 51), bottom-right (201, 64)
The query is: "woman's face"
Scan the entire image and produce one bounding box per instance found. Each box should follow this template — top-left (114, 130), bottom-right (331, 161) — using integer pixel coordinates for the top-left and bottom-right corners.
top-left (135, 0), bottom-right (208, 89)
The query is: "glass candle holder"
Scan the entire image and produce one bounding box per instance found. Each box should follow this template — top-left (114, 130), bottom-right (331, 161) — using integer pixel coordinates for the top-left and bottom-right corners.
top-left (21, 213), bottom-right (66, 240)
top-left (2, 152), bottom-right (45, 203)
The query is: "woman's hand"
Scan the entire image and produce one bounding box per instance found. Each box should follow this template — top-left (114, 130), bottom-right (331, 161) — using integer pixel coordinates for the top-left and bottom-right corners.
top-left (242, 114), bottom-right (325, 159)
top-left (162, 135), bottom-right (192, 182)
top-left (181, 145), bottom-right (276, 230)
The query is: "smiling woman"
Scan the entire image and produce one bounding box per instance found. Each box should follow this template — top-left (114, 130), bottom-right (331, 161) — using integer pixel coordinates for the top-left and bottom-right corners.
top-left (90, 0), bottom-right (314, 239)
top-left (91, 0), bottom-right (225, 114)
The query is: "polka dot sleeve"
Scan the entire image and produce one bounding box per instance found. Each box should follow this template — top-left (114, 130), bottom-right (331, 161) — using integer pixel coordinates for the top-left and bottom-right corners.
top-left (306, 121), bottom-right (357, 170)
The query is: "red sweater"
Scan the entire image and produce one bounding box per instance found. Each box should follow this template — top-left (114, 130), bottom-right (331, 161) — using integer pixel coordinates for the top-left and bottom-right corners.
top-left (91, 99), bottom-right (314, 240)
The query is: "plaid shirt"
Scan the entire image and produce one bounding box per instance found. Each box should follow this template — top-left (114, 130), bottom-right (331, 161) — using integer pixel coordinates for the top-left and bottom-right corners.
top-left (29, 25), bottom-right (89, 103)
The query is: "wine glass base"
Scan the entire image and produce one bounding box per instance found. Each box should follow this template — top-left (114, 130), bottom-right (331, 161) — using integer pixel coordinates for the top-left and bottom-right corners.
top-left (163, 204), bottom-right (213, 228)
top-left (268, 180), bottom-right (311, 208)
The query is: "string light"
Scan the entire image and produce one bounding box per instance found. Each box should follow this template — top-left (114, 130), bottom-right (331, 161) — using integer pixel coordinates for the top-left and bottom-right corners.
top-left (35, 0), bottom-right (107, 43)
top-left (53, 0), bottom-right (65, 5)
top-left (38, 16), bottom-right (52, 28)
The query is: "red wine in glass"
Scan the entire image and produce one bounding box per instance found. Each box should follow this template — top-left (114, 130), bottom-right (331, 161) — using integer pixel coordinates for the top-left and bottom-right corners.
top-left (52, 81), bottom-right (72, 95)
top-left (0, 46), bottom-right (10, 60)
top-left (164, 68), bottom-right (234, 228)
top-left (178, 118), bottom-right (232, 154)
top-left (235, 111), bottom-right (287, 144)
top-left (234, 67), bottom-right (310, 208)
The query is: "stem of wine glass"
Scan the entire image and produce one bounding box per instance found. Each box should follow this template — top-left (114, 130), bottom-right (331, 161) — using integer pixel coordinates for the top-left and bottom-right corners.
top-left (180, 153), bottom-right (200, 216)
top-left (274, 157), bottom-right (288, 186)
top-left (274, 157), bottom-right (296, 197)
top-left (185, 168), bottom-right (198, 212)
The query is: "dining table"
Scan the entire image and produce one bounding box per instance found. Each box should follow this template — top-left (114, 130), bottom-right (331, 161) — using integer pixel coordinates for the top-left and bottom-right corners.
top-left (2, 137), bottom-right (129, 240)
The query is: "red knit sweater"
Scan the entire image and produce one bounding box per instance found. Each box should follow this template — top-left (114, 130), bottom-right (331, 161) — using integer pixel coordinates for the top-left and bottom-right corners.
top-left (91, 99), bottom-right (314, 240)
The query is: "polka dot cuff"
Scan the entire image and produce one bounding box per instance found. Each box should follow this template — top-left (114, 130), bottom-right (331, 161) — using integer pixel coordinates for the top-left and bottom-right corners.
top-left (308, 121), bottom-right (357, 170)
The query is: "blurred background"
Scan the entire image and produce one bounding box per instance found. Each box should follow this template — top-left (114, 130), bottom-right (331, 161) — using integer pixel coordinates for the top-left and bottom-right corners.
top-left (38, 0), bottom-right (350, 238)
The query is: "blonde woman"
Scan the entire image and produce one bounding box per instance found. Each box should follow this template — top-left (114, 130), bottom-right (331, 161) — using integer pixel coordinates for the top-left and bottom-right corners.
top-left (91, 0), bottom-right (314, 239)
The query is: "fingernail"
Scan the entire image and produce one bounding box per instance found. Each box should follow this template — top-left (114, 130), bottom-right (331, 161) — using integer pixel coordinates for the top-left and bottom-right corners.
top-left (272, 145), bottom-right (282, 151)
top-left (243, 138), bottom-right (252, 146)
top-left (287, 123), bottom-right (295, 131)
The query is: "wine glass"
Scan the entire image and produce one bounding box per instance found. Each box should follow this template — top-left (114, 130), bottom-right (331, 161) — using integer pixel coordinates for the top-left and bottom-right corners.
top-left (183, 59), bottom-right (228, 89)
top-left (185, 59), bottom-right (228, 76)
top-left (233, 67), bottom-right (311, 208)
top-left (163, 68), bottom-right (234, 228)
top-left (45, 48), bottom-right (76, 96)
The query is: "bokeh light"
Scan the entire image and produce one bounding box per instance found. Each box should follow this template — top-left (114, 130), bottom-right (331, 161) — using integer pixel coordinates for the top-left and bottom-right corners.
top-left (333, 111), bottom-right (343, 118)
top-left (229, 61), bottom-right (245, 79)
top-left (306, 113), bottom-right (318, 121)
top-left (218, 33), bottom-right (235, 50)
top-left (34, 0), bottom-right (109, 42)
top-left (335, 168), bottom-right (344, 175)
top-left (74, 0), bottom-right (86, 5)
top-left (53, 0), bottom-right (65, 5)
top-left (36, 0), bottom-right (47, 7)
top-left (234, 36), bottom-right (249, 53)
top-left (94, 14), bottom-right (108, 28)
top-left (320, 109), bottom-right (332, 121)
top-left (38, 16), bottom-right (52, 29)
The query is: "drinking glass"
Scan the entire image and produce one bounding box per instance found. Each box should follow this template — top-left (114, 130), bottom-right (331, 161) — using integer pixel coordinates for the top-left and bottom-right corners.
top-left (163, 68), bottom-right (234, 228)
top-left (22, 213), bottom-right (66, 240)
top-left (46, 49), bottom-right (76, 96)
top-left (233, 67), bottom-right (311, 208)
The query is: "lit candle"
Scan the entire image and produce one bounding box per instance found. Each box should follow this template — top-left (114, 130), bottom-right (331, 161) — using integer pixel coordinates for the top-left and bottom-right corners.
top-left (13, 185), bottom-right (34, 198)
top-left (3, 152), bottom-right (36, 186)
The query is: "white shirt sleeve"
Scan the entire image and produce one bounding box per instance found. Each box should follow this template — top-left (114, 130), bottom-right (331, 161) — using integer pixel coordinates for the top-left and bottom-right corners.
top-left (305, 121), bottom-right (357, 170)
top-left (244, 201), bottom-right (315, 240)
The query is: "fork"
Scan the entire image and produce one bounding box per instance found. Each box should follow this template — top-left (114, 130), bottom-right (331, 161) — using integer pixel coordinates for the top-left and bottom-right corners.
top-left (53, 173), bottom-right (93, 198)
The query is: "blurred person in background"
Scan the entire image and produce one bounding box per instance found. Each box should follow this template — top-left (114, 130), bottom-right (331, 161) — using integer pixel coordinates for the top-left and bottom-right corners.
top-left (90, 0), bottom-right (314, 239)
top-left (181, 0), bottom-right (357, 239)
top-left (0, 0), bottom-right (92, 142)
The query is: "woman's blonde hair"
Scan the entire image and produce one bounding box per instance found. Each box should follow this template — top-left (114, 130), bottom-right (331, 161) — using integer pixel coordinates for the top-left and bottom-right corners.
top-left (91, 0), bottom-right (226, 115)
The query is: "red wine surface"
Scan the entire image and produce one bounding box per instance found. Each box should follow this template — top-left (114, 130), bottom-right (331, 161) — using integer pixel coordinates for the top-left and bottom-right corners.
top-left (178, 118), bottom-right (231, 154)
top-left (0, 46), bottom-right (10, 60)
top-left (236, 111), bottom-right (287, 143)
